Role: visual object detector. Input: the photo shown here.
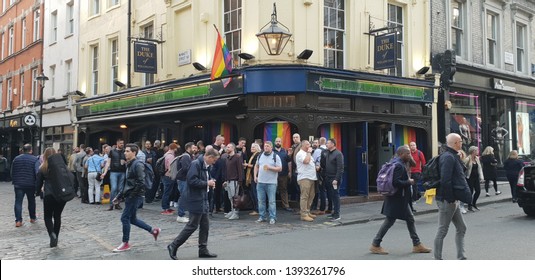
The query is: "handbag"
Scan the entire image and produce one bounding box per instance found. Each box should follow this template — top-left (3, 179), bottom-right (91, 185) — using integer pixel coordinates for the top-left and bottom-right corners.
top-left (232, 184), bottom-right (254, 210)
top-left (453, 184), bottom-right (472, 204)
top-left (92, 158), bottom-right (102, 182)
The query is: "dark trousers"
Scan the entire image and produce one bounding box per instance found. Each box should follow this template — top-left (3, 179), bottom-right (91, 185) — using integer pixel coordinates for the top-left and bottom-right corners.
top-left (324, 177), bottom-right (339, 216)
top-left (214, 180), bottom-right (224, 211)
top-left (468, 175), bottom-right (481, 207)
top-left (506, 175), bottom-right (518, 200)
top-left (76, 171), bottom-right (88, 203)
top-left (372, 215), bottom-right (421, 247)
top-left (171, 212), bottom-right (209, 250)
top-left (71, 172), bottom-right (79, 194)
top-left (43, 195), bottom-right (66, 237)
top-left (145, 174), bottom-right (161, 202)
top-left (14, 187), bottom-right (36, 222)
top-left (484, 178), bottom-right (498, 193)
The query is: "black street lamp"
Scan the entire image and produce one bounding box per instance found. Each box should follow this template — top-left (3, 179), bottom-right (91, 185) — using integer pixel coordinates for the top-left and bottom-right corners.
top-left (35, 73), bottom-right (48, 154)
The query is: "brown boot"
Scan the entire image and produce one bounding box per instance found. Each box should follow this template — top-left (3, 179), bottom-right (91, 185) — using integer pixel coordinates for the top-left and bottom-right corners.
top-left (308, 212), bottom-right (317, 218)
top-left (369, 245), bottom-right (389, 255)
top-left (412, 243), bottom-right (432, 253)
top-left (300, 215), bottom-right (314, 222)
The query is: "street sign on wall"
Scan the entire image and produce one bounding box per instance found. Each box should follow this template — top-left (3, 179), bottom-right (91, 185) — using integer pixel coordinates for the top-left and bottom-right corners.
top-left (134, 41), bottom-right (157, 74)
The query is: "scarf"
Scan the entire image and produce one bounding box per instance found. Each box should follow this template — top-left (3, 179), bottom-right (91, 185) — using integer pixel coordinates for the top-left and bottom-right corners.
top-left (245, 152), bottom-right (259, 186)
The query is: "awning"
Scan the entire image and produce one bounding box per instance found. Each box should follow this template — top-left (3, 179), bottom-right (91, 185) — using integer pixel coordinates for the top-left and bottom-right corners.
top-left (75, 97), bottom-right (236, 124)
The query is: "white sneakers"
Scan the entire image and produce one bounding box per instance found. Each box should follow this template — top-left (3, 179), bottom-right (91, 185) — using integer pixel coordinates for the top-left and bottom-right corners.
top-left (176, 216), bottom-right (189, 223)
top-left (228, 212), bottom-right (239, 220)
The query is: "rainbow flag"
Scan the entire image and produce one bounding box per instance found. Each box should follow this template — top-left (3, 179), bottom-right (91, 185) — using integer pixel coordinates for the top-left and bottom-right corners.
top-left (394, 126), bottom-right (417, 147)
top-left (212, 122), bottom-right (233, 144)
top-left (211, 25), bottom-right (233, 87)
top-left (263, 122), bottom-right (291, 149)
top-left (319, 123), bottom-right (342, 151)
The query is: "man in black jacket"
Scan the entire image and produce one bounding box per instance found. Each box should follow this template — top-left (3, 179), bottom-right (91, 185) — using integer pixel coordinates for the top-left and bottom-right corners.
top-left (112, 144), bottom-right (160, 253)
top-left (434, 133), bottom-right (468, 260)
top-left (320, 138), bottom-right (344, 221)
top-left (370, 146), bottom-right (432, 255)
top-left (11, 144), bottom-right (39, 227)
top-left (167, 149), bottom-right (219, 260)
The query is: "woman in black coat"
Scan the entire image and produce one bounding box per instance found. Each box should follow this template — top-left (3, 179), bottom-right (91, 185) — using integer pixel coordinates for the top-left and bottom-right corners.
top-left (480, 146), bottom-right (500, 196)
top-left (503, 150), bottom-right (524, 202)
top-left (370, 147), bottom-right (431, 255)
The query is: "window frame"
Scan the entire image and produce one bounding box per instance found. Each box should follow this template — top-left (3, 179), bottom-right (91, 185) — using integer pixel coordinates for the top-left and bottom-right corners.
top-left (8, 26), bottom-right (14, 55)
top-left (141, 23), bottom-right (154, 86)
top-left (91, 45), bottom-right (99, 96)
top-left (19, 73), bottom-right (24, 106)
top-left (223, 0), bottom-right (242, 68)
top-left (485, 10), bottom-right (500, 67)
top-left (65, 60), bottom-right (72, 92)
top-left (51, 10), bottom-right (58, 43)
top-left (33, 8), bottom-right (40, 42)
top-left (31, 68), bottom-right (38, 102)
top-left (6, 78), bottom-right (12, 110)
top-left (21, 18), bottom-right (27, 49)
top-left (67, 3), bottom-right (74, 35)
top-left (110, 38), bottom-right (119, 92)
top-left (387, 3), bottom-right (403, 77)
top-left (323, 0), bottom-right (345, 69)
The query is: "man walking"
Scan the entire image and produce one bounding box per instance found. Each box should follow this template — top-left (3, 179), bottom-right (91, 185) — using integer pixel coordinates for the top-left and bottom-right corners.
top-left (434, 133), bottom-right (468, 260)
top-left (370, 146), bottom-right (432, 255)
top-left (167, 149), bottom-right (219, 260)
top-left (102, 139), bottom-right (126, 210)
top-left (11, 144), bottom-right (39, 227)
top-left (320, 139), bottom-right (344, 221)
top-left (112, 144), bottom-right (160, 252)
top-left (254, 141), bottom-right (282, 224)
top-left (295, 140), bottom-right (317, 222)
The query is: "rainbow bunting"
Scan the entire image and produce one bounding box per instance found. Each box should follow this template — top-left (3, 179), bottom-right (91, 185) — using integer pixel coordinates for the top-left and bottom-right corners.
top-left (211, 25), bottom-right (233, 88)
top-left (394, 126), bottom-right (417, 147)
top-left (319, 123), bottom-right (342, 151)
top-left (263, 122), bottom-right (291, 149)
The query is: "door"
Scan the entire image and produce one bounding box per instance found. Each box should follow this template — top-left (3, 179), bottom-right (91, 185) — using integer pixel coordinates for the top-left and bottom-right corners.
top-left (355, 122), bottom-right (369, 196)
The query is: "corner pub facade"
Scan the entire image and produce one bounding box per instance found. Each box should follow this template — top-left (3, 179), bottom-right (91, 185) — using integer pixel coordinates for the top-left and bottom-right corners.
top-left (76, 64), bottom-right (434, 197)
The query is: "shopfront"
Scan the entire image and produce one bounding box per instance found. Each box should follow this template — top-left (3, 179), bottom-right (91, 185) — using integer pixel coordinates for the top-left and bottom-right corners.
top-left (76, 65), bottom-right (434, 197)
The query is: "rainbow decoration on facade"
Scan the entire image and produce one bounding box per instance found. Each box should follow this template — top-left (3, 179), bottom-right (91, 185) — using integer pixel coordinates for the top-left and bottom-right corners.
top-left (210, 25), bottom-right (233, 87)
top-left (394, 126), bottom-right (417, 147)
top-left (319, 123), bottom-right (342, 151)
top-left (263, 122), bottom-right (291, 149)
top-left (212, 122), bottom-right (233, 143)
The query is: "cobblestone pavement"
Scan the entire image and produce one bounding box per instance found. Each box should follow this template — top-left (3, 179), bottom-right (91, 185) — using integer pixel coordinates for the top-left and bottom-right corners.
top-left (0, 181), bottom-right (512, 260)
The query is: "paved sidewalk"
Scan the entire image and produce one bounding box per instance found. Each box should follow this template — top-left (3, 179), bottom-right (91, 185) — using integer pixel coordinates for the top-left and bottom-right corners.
top-left (0, 181), bottom-right (514, 260)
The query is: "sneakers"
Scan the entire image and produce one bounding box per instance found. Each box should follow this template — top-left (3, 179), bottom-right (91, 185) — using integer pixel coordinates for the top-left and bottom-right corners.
top-left (15, 221), bottom-right (23, 227)
top-left (228, 212), bottom-right (239, 220)
top-left (300, 215), bottom-right (314, 222)
top-left (496, 191), bottom-right (502, 195)
top-left (370, 245), bottom-right (389, 255)
top-left (113, 242), bottom-right (131, 253)
top-left (412, 243), bottom-right (432, 253)
top-left (283, 207), bottom-right (294, 212)
top-left (161, 209), bottom-right (175, 215)
top-left (330, 216), bottom-right (341, 222)
top-left (460, 207), bottom-right (467, 214)
top-left (30, 219), bottom-right (37, 223)
top-left (151, 228), bottom-right (161, 241)
top-left (486, 193), bottom-right (490, 197)
top-left (224, 211), bottom-right (233, 218)
top-left (176, 216), bottom-right (189, 223)
top-left (269, 219), bottom-right (276, 225)
top-left (249, 211), bottom-right (259, 216)
top-left (255, 218), bottom-right (266, 223)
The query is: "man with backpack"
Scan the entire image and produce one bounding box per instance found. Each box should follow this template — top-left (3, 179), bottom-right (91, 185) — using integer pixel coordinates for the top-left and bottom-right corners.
top-left (112, 144), bottom-right (160, 253)
top-left (434, 133), bottom-right (468, 260)
top-left (370, 146), bottom-right (432, 255)
top-left (175, 142), bottom-right (195, 223)
top-left (102, 139), bottom-right (126, 211)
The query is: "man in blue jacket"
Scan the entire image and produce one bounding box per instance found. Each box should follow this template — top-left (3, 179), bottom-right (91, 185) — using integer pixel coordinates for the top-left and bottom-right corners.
top-left (11, 144), bottom-right (39, 227)
top-left (167, 149), bottom-right (219, 260)
top-left (434, 133), bottom-right (468, 260)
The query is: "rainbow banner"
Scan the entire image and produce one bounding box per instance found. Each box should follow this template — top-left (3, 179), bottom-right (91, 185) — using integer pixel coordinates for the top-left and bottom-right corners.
top-left (394, 126), bottom-right (417, 147)
top-left (210, 25), bottom-right (233, 87)
top-left (212, 122), bottom-right (233, 144)
top-left (319, 123), bottom-right (342, 151)
top-left (263, 122), bottom-right (291, 149)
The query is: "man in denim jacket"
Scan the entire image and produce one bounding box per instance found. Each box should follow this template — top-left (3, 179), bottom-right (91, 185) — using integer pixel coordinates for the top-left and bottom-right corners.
top-left (434, 133), bottom-right (468, 260)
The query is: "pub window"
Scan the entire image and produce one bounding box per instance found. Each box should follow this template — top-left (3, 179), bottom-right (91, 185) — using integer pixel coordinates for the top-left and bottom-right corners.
top-left (318, 96), bottom-right (350, 110)
top-left (257, 95), bottom-right (296, 108)
top-left (394, 102), bottom-right (422, 115)
top-left (356, 97), bottom-right (390, 113)
top-left (324, 0), bottom-right (345, 69)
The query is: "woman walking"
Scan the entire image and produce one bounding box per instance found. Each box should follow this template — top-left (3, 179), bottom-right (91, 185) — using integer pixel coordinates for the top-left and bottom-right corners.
top-left (35, 148), bottom-right (67, 247)
top-left (463, 146), bottom-right (484, 211)
top-left (480, 146), bottom-right (500, 196)
top-left (503, 150), bottom-right (524, 203)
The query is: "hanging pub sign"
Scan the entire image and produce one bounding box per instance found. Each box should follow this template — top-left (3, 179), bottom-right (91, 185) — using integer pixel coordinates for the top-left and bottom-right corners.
top-left (134, 41), bottom-right (157, 74)
top-left (374, 33), bottom-right (397, 70)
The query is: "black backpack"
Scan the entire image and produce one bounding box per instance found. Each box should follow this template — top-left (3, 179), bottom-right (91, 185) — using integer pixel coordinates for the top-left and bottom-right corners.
top-left (155, 156), bottom-right (167, 176)
top-left (422, 155), bottom-right (441, 190)
top-left (48, 153), bottom-right (76, 202)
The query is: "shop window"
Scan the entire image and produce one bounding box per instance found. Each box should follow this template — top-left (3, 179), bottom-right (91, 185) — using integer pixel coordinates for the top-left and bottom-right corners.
top-left (318, 96), bottom-right (350, 110)
top-left (515, 100), bottom-right (535, 157)
top-left (488, 96), bottom-right (513, 165)
top-left (449, 92), bottom-right (482, 155)
top-left (257, 95), bottom-right (296, 108)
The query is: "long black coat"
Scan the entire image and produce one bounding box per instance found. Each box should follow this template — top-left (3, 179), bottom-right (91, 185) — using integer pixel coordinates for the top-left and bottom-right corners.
top-left (380, 158), bottom-right (413, 220)
top-left (480, 154), bottom-right (497, 180)
top-left (186, 158), bottom-right (211, 214)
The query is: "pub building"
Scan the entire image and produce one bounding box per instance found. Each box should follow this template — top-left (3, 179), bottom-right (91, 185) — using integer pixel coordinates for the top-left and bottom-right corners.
top-left (75, 64), bottom-right (434, 197)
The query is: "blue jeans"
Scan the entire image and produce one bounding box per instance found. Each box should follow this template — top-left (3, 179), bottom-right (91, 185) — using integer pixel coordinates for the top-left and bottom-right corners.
top-left (325, 177), bottom-right (340, 217)
top-left (161, 176), bottom-right (175, 210)
top-left (257, 183), bottom-right (277, 220)
top-left (177, 180), bottom-right (188, 217)
top-left (109, 172), bottom-right (126, 205)
top-left (14, 187), bottom-right (36, 222)
top-left (121, 196), bottom-right (152, 243)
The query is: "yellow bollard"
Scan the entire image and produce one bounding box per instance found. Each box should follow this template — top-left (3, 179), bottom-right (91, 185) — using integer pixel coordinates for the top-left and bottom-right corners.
top-left (102, 184), bottom-right (111, 204)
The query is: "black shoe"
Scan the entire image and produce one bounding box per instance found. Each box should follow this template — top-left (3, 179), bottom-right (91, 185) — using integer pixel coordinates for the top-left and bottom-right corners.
top-left (199, 250), bottom-right (217, 258)
top-left (473, 206), bottom-right (480, 211)
top-left (49, 233), bottom-right (58, 248)
top-left (167, 244), bottom-right (178, 260)
top-left (107, 206), bottom-right (114, 211)
top-left (115, 204), bottom-right (122, 210)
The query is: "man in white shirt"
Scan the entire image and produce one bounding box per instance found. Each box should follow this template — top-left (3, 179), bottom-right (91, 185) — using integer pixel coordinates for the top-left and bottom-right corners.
top-left (254, 141), bottom-right (282, 225)
top-left (295, 140), bottom-right (318, 222)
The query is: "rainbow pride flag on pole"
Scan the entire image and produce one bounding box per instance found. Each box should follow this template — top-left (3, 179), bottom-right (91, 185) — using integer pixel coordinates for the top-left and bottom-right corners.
top-left (319, 123), bottom-right (342, 151)
top-left (264, 122), bottom-right (292, 149)
top-left (211, 25), bottom-right (233, 87)
top-left (394, 126), bottom-right (417, 147)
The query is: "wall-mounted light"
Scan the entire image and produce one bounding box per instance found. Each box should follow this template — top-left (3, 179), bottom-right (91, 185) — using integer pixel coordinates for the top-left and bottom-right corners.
top-left (256, 3), bottom-right (292, 55)
top-left (416, 66), bottom-right (430, 75)
top-left (192, 62), bottom-right (207, 71)
top-left (238, 53), bottom-right (255, 60)
top-left (120, 124), bottom-right (128, 129)
top-left (235, 114), bottom-right (247, 120)
top-left (114, 80), bottom-right (126, 88)
top-left (297, 49), bottom-right (313, 60)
